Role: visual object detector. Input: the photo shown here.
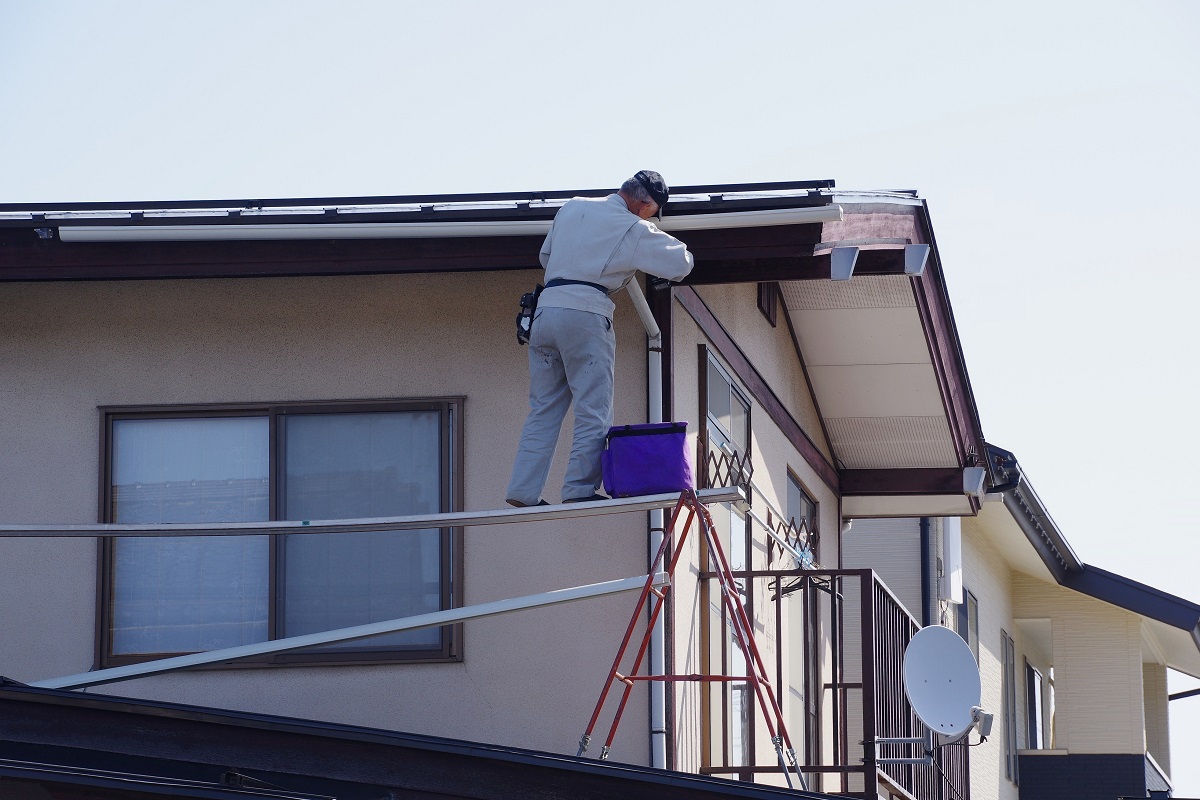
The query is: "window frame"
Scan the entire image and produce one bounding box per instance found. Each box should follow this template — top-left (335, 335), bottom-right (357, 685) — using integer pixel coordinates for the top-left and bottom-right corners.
top-left (1025, 659), bottom-right (1045, 749)
top-left (698, 346), bottom-right (755, 776)
top-left (957, 588), bottom-right (980, 662)
top-left (1001, 630), bottom-right (1020, 784)
top-left (96, 398), bottom-right (465, 670)
top-left (756, 282), bottom-right (779, 328)
top-left (785, 469), bottom-right (818, 564)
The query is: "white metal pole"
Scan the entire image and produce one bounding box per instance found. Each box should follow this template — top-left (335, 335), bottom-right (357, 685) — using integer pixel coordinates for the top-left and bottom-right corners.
top-left (625, 279), bottom-right (668, 770)
top-left (33, 574), bottom-right (653, 691)
top-left (0, 489), bottom-right (742, 538)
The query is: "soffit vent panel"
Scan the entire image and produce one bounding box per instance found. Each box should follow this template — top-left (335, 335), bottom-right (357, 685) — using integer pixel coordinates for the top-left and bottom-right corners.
top-left (826, 415), bottom-right (958, 469)
top-left (780, 274), bottom-right (914, 311)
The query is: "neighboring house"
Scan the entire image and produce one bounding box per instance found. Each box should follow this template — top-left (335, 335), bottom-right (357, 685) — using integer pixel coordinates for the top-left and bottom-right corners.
top-left (845, 445), bottom-right (1200, 800)
top-left (1, 181), bottom-right (1195, 800)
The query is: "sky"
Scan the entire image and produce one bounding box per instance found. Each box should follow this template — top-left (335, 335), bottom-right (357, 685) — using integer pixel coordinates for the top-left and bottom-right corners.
top-left (3, 0), bottom-right (1199, 791)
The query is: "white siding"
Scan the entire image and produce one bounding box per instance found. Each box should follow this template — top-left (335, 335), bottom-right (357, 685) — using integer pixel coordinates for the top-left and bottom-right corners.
top-left (1012, 573), bottom-right (1146, 755)
top-left (1144, 663), bottom-right (1171, 776)
top-left (961, 516), bottom-right (1021, 800)
top-left (841, 517), bottom-right (924, 621)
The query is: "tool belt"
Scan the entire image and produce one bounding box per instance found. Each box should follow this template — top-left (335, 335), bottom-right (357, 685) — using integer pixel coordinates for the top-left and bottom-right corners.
top-left (516, 279), bottom-right (610, 345)
top-left (544, 278), bottom-right (610, 294)
top-left (515, 283), bottom-right (543, 346)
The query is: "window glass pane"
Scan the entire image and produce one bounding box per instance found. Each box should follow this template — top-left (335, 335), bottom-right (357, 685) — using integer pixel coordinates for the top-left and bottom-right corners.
top-left (967, 593), bottom-right (980, 661)
top-left (787, 476), bottom-right (815, 530)
top-left (1002, 631), bottom-right (1019, 783)
top-left (282, 411), bottom-right (443, 649)
top-left (707, 368), bottom-right (732, 437)
top-left (727, 509), bottom-right (750, 764)
top-left (1026, 663), bottom-right (1044, 748)
top-left (729, 390), bottom-right (748, 450)
top-left (111, 417), bottom-right (269, 655)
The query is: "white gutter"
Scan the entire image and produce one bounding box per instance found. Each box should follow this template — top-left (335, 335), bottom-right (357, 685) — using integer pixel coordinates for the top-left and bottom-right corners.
top-left (624, 279), bottom-right (669, 769)
top-left (56, 206), bottom-right (843, 242)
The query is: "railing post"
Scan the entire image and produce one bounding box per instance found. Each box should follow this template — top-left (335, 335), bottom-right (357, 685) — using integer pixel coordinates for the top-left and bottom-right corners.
top-left (859, 570), bottom-right (878, 800)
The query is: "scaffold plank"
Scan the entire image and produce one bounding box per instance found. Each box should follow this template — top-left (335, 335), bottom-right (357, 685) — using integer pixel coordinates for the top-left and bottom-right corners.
top-left (0, 487), bottom-right (744, 538)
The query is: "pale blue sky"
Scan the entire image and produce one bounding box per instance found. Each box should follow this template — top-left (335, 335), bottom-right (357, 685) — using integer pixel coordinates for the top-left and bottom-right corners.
top-left (3, 0), bottom-right (1199, 790)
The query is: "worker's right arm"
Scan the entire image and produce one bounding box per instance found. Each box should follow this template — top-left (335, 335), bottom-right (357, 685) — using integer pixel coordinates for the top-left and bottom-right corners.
top-left (630, 222), bottom-right (694, 283)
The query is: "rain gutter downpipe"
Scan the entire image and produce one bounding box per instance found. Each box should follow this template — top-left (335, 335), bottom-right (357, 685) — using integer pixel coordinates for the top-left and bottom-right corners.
top-left (625, 279), bottom-right (668, 770)
top-left (919, 517), bottom-right (931, 627)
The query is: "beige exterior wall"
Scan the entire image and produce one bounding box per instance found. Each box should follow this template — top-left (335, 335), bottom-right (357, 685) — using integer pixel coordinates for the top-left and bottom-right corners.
top-left (691, 283), bottom-right (833, 465)
top-left (0, 271), bottom-right (655, 758)
top-left (668, 285), bottom-right (839, 784)
top-left (1012, 573), bottom-right (1146, 755)
top-left (960, 516), bottom-right (1020, 800)
top-left (1144, 663), bottom-right (1171, 775)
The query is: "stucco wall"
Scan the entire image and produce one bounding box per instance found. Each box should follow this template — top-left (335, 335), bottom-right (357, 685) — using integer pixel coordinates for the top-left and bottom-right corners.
top-left (691, 283), bottom-right (832, 464)
top-left (668, 286), bottom-right (838, 785)
top-left (0, 271), bottom-right (653, 758)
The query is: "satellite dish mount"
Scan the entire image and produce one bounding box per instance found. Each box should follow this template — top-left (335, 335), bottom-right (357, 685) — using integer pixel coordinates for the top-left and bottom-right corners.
top-left (871, 625), bottom-right (993, 766)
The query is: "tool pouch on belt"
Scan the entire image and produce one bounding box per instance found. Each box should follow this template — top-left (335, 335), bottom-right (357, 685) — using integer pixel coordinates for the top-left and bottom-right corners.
top-left (515, 283), bottom-right (544, 345)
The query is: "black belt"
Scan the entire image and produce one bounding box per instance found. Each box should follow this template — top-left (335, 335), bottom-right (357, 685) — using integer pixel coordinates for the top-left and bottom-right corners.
top-left (545, 278), bottom-right (609, 294)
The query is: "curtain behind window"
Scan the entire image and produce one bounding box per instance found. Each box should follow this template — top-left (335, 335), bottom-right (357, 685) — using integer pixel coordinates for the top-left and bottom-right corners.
top-left (111, 417), bottom-right (270, 655)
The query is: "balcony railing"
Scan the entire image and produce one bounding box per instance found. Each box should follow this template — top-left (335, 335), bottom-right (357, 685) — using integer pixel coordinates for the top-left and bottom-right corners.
top-left (703, 567), bottom-right (970, 800)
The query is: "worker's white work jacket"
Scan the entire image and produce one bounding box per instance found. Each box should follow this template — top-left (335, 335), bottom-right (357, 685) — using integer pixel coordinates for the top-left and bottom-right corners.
top-left (537, 193), bottom-right (695, 320)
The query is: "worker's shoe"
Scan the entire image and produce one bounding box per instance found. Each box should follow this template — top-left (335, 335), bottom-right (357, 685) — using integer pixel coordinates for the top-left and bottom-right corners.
top-left (563, 494), bottom-right (609, 503)
top-left (506, 498), bottom-right (549, 508)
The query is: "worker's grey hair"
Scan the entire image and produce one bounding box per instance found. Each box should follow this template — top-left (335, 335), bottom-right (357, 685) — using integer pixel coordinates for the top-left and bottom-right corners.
top-left (621, 176), bottom-right (653, 203)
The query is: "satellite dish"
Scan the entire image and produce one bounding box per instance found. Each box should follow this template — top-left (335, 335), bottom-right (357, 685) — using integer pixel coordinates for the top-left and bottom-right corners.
top-left (903, 625), bottom-right (982, 737)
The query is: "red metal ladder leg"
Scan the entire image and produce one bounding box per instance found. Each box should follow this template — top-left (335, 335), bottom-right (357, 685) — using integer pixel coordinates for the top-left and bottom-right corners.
top-left (697, 500), bottom-right (806, 790)
top-left (576, 492), bottom-right (696, 758)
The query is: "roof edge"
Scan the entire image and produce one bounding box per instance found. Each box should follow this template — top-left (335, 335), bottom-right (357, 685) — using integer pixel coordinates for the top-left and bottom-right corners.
top-left (995, 455), bottom-right (1200, 646)
top-left (1063, 564), bottom-right (1200, 636)
top-left (0, 680), bottom-right (831, 799)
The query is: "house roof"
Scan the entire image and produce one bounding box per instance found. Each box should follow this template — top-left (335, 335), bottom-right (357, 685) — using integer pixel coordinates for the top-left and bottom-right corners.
top-left (973, 446), bottom-right (1200, 677)
top-left (0, 179), bottom-right (984, 515)
top-left (0, 679), bottom-right (838, 800)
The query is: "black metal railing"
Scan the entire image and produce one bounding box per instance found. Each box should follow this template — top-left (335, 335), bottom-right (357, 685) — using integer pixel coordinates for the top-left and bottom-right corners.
top-left (702, 568), bottom-right (970, 800)
top-left (865, 577), bottom-right (970, 800)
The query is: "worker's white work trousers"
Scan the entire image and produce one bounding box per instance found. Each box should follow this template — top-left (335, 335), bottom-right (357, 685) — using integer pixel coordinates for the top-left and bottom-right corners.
top-left (507, 306), bottom-right (616, 505)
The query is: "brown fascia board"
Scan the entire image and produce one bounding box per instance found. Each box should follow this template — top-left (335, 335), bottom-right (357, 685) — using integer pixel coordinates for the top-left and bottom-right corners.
top-left (0, 222), bottom-right (843, 283)
top-left (839, 467), bottom-right (964, 496)
top-left (911, 201), bottom-right (987, 474)
top-left (0, 229), bottom-right (550, 282)
top-left (1001, 471), bottom-right (1200, 653)
top-left (0, 186), bottom-right (837, 282)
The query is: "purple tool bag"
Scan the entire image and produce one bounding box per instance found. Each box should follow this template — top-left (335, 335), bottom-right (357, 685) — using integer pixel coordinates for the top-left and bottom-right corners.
top-left (601, 422), bottom-right (694, 498)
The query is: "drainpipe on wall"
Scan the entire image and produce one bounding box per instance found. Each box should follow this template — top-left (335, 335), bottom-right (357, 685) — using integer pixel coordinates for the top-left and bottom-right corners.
top-left (625, 280), bottom-right (668, 769)
top-left (919, 517), bottom-right (931, 628)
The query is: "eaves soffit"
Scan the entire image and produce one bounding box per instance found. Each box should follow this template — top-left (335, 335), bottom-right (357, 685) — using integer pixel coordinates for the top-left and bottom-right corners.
top-left (970, 500), bottom-right (1060, 582)
top-left (777, 200), bottom-right (985, 499)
